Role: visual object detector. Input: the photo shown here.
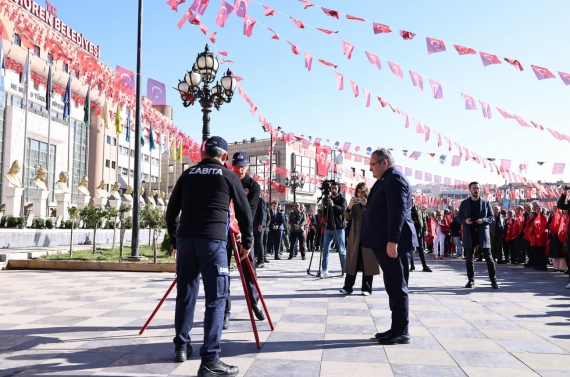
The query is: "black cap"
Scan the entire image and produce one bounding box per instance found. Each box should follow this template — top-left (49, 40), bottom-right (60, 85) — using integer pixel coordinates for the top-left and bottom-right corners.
top-left (204, 136), bottom-right (228, 153)
top-left (232, 152), bottom-right (249, 167)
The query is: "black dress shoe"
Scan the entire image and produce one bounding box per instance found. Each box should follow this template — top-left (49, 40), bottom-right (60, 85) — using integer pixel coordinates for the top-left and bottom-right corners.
top-left (252, 303), bottom-right (266, 320)
top-left (410, 265), bottom-right (416, 272)
top-left (223, 316), bottom-right (229, 330)
top-left (198, 358), bottom-right (239, 377)
top-left (465, 281), bottom-right (474, 288)
top-left (491, 281), bottom-right (499, 289)
top-left (422, 266), bottom-right (432, 272)
top-left (274, 255), bottom-right (281, 260)
top-left (302, 255), bottom-right (306, 260)
top-left (375, 329), bottom-right (392, 339)
top-left (263, 259), bottom-right (270, 263)
top-left (174, 346), bottom-right (192, 362)
top-left (288, 254), bottom-right (293, 260)
top-left (255, 262), bottom-right (265, 268)
top-left (378, 333), bottom-right (410, 345)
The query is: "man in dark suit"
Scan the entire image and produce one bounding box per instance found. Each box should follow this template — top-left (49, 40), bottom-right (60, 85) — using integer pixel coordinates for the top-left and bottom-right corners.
top-left (268, 200), bottom-right (285, 260)
top-left (361, 149), bottom-right (418, 345)
top-left (456, 182), bottom-right (498, 289)
top-left (254, 197), bottom-right (268, 268)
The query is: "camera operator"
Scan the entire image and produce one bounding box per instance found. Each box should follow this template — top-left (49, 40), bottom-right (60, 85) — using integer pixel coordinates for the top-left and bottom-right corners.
top-left (288, 202), bottom-right (307, 259)
top-left (166, 136), bottom-right (251, 377)
top-left (319, 181), bottom-right (348, 277)
top-left (225, 152), bottom-right (266, 330)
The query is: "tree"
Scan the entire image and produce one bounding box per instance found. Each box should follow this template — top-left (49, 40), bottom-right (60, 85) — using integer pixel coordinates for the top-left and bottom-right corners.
top-left (79, 205), bottom-right (108, 254)
top-left (107, 207), bottom-right (119, 252)
top-left (141, 205), bottom-right (166, 263)
top-left (118, 204), bottom-right (132, 262)
top-left (67, 206), bottom-right (80, 257)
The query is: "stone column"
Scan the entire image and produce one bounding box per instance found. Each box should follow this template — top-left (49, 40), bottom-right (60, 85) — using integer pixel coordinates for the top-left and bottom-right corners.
top-left (4, 187), bottom-right (24, 217)
top-left (55, 193), bottom-right (71, 221)
top-left (76, 195), bottom-right (91, 210)
top-left (92, 197), bottom-right (108, 209)
top-left (31, 190), bottom-right (49, 218)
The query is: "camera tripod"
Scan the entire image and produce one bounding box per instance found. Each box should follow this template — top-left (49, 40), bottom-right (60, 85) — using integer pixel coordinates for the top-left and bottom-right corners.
top-left (307, 193), bottom-right (344, 279)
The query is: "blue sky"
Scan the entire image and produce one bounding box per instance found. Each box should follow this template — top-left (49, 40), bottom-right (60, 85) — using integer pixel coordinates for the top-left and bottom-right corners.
top-left (53, 0), bottom-right (570, 185)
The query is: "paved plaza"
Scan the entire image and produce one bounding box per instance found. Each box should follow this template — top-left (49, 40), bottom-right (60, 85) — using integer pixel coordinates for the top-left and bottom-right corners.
top-left (0, 253), bottom-right (569, 377)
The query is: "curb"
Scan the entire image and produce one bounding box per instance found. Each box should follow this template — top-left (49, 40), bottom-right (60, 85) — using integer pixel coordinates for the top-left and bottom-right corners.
top-left (7, 260), bottom-right (176, 272)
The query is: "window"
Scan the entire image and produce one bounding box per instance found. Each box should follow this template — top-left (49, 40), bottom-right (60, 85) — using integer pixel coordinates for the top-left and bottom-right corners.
top-left (182, 163), bottom-right (189, 171)
top-left (130, 169), bottom-right (134, 177)
top-left (47, 53), bottom-right (53, 63)
top-left (248, 155), bottom-right (276, 192)
top-left (112, 138), bottom-right (117, 146)
top-left (130, 149), bottom-right (135, 157)
top-left (62, 63), bottom-right (69, 73)
top-left (361, 169), bottom-right (366, 178)
top-left (13, 33), bottom-right (21, 46)
top-left (143, 154), bottom-right (150, 162)
top-left (169, 165), bottom-right (174, 173)
top-left (105, 159), bottom-right (110, 168)
top-left (120, 146), bottom-right (129, 155)
top-left (121, 168), bottom-right (128, 176)
top-left (152, 157), bottom-right (159, 166)
top-left (142, 173), bottom-right (149, 181)
top-left (106, 135), bottom-right (111, 144)
top-left (152, 176), bottom-right (159, 182)
top-left (97, 83), bottom-right (101, 90)
top-left (33, 45), bottom-right (40, 56)
top-left (24, 138), bottom-right (56, 203)
top-left (293, 154), bottom-right (316, 193)
top-left (111, 161), bottom-right (116, 169)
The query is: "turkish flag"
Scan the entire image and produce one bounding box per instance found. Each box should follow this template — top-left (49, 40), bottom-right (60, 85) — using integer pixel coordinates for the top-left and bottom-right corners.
top-left (513, 115), bottom-right (531, 128)
top-left (501, 159), bottom-right (511, 172)
top-left (190, 0), bottom-right (210, 15)
top-left (209, 31), bottom-right (217, 43)
top-left (0, 20), bottom-right (9, 40)
top-left (14, 23), bottom-right (36, 50)
top-left (300, 0), bottom-right (314, 9)
top-left (264, 5), bottom-right (276, 16)
top-left (335, 71), bottom-right (344, 90)
top-left (409, 70), bottom-right (423, 90)
top-left (497, 107), bottom-right (514, 119)
top-left (350, 80), bottom-right (359, 97)
top-left (77, 50), bottom-right (102, 75)
top-left (341, 40), bottom-right (354, 59)
top-left (319, 59), bottom-right (337, 69)
top-left (321, 7), bottom-right (339, 18)
top-left (364, 51), bottom-right (381, 70)
top-left (552, 163), bottom-right (566, 175)
top-left (316, 28), bottom-right (337, 34)
top-left (399, 30), bottom-right (415, 40)
top-left (464, 148), bottom-right (470, 161)
top-left (444, 137), bottom-right (452, 151)
top-left (291, 17), bottom-right (304, 28)
top-left (216, 1), bottom-right (233, 27)
top-left (304, 52), bottom-right (313, 71)
top-left (313, 137), bottom-right (322, 146)
top-left (547, 128), bottom-right (564, 140)
top-left (436, 132), bottom-right (442, 147)
top-left (378, 97), bottom-right (388, 107)
top-left (347, 14), bottom-right (365, 21)
top-left (243, 15), bottom-right (256, 37)
top-left (425, 173), bottom-right (433, 182)
top-left (373, 22), bottom-right (392, 34)
top-left (426, 37), bottom-right (446, 54)
top-left (287, 41), bottom-right (300, 55)
top-left (461, 93), bottom-right (477, 110)
top-left (388, 61), bottom-right (403, 79)
top-left (454, 44), bottom-right (476, 55)
top-left (434, 175), bottom-right (441, 184)
top-left (454, 142), bottom-right (463, 157)
top-left (402, 112), bottom-right (409, 128)
top-left (480, 52), bottom-right (501, 66)
top-left (200, 23), bottom-right (208, 34)
top-left (44, 37), bottom-right (70, 63)
top-left (429, 79), bottom-right (443, 99)
top-left (531, 121), bottom-right (544, 130)
top-left (414, 119), bottom-right (424, 134)
top-left (342, 142), bottom-right (351, 151)
top-left (424, 126), bottom-right (431, 142)
top-left (395, 165), bottom-right (402, 172)
top-left (480, 100), bottom-right (492, 119)
top-left (405, 167), bottom-right (412, 177)
top-left (116, 66), bottom-right (135, 95)
top-left (234, 0), bottom-right (250, 17)
top-left (451, 155), bottom-right (461, 167)
top-left (410, 151), bottom-right (421, 160)
top-left (531, 65), bottom-right (555, 80)
top-left (363, 88), bottom-right (371, 107)
top-left (504, 58), bottom-right (524, 71)
top-left (444, 177), bottom-right (451, 186)
top-left (415, 170), bottom-right (423, 180)
top-left (147, 78), bottom-right (166, 106)
top-left (558, 71), bottom-right (570, 86)
top-left (267, 28), bottom-right (279, 39)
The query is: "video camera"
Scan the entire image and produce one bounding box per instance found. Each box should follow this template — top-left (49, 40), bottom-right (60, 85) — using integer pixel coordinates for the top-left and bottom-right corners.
top-left (317, 180), bottom-right (337, 203)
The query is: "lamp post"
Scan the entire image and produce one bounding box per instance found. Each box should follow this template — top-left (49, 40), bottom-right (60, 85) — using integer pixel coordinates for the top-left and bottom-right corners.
top-left (178, 44), bottom-right (237, 141)
top-left (284, 170), bottom-right (305, 205)
top-left (262, 125), bottom-right (281, 205)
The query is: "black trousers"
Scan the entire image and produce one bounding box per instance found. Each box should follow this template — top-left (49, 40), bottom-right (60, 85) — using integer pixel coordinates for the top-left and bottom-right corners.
top-left (374, 248), bottom-right (411, 336)
top-left (343, 246), bottom-right (373, 293)
top-left (532, 246), bottom-right (547, 269)
top-left (267, 229), bottom-right (282, 255)
top-left (522, 239), bottom-right (531, 265)
top-left (411, 230), bottom-right (428, 269)
top-left (464, 247), bottom-right (496, 282)
top-left (225, 240), bottom-right (258, 318)
top-left (307, 229), bottom-right (316, 251)
top-left (491, 236), bottom-right (504, 262)
top-left (508, 239), bottom-right (518, 264)
top-left (502, 238), bottom-right (510, 263)
top-left (289, 231), bottom-right (306, 256)
top-left (253, 229), bottom-right (264, 263)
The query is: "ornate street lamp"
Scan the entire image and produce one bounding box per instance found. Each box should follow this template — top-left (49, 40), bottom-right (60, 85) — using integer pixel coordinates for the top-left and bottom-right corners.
top-left (284, 170), bottom-right (305, 205)
top-left (178, 44), bottom-right (237, 141)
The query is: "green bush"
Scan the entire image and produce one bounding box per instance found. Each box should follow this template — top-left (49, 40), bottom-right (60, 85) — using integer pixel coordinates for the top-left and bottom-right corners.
top-left (7, 216), bottom-right (25, 228)
top-left (32, 218), bottom-right (45, 229)
top-left (123, 217), bottom-right (133, 229)
top-left (45, 219), bottom-right (53, 229)
top-left (64, 220), bottom-right (73, 229)
top-left (1, 215), bottom-right (6, 227)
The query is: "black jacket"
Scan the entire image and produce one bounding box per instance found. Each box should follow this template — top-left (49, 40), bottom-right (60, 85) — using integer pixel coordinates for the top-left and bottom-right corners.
top-left (450, 217), bottom-right (461, 237)
top-left (288, 210), bottom-right (307, 232)
top-left (254, 197), bottom-right (267, 229)
top-left (324, 194), bottom-right (347, 230)
top-left (241, 174), bottom-right (261, 221)
top-left (166, 158), bottom-right (253, 250)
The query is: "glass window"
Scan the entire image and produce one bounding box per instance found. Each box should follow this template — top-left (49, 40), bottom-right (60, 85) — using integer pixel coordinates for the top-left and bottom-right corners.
top-left (33, 45), bottom-right (40, 56)
top-left (111, 161), bottom-right (116, 169)
top-left (24, 138), bottom-right (56, 202)
top-left (168, 165), bottom-right (174, 173)
top-left (106, 159), bottom-right (110, 168)
top-left (248, 154), bottom-right (276, 192)
top-left (13, 33), bottom-right (21, 46)
top-left (63, 63), bottom-right (69, 73)
top-left (142, 173), bottom-right (149, 181)
top-left (106, 135), bottom-right (111, 144)
top-left (47, 53), bottom-right (53, 63)
top-left (182, 163), bottom-right (189, 171)
top-left (130, 169), bottom-right (134, 177)
top-left (143, 154), bottom-right (150, 162)
top-left (130, 149), bottom-right (135, 157)
top-left (152, 157), bottom-right (159, 166)
top-left (121, 168), bottom-right (128, 176)
top-left (112, 138), bottom-right (117, 146)
top-left (292, 153), bottom-right (316, 193)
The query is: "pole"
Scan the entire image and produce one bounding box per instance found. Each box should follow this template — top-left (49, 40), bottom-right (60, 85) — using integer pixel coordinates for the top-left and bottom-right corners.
top-left (85, 84), bottom-right (91, 177)
top-left (115, 104), bottom-right (120, 186)
top-left (127, 107), bottom-right (132, 187)
top-left (67, 77), bottom-right (72, 183)
top-left (268, 138), bottom-right (273, 204)
top-left (20, 49), bottom-right (30, 219)
top-left (45, 62), bottom-right (53, 216)
top-left (131, 0), bottom-right (143, 258)
top-left (200, 96), bottom-right (211, 141)
top-left (166, 131), bottom-right (169, 194)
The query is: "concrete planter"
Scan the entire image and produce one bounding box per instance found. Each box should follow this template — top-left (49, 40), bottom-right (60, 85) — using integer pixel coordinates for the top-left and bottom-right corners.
top-left (8, 259), bottom-right (175, 272)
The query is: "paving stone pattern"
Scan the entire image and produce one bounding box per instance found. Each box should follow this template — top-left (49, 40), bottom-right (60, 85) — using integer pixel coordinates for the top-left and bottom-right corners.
top-left (0, 252), bottom-right (569, 376)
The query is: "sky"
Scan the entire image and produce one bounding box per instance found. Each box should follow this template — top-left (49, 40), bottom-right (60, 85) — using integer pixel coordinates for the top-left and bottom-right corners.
top-left (48, 0), bottom-right (570, 185)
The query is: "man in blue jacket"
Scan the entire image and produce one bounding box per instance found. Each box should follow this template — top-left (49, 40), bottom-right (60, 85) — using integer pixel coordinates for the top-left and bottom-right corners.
top-left (456, 182), bottom-right (498, 289)
top-left (361, 149), bottom-right (418, 345)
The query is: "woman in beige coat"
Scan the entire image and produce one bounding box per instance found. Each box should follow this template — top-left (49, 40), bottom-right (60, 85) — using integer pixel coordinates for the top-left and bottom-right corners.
top-left (339, 182), bottom-right (381, 295)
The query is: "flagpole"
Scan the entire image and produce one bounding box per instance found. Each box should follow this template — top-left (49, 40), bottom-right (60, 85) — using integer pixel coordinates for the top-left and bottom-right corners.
top-left (158, 126), bottom-right (162, 197)
top-left (66, 76), bottom-right (72, 181)
top-left (102, 96), bottom-right (106, 182)
top-left (166, 131), bottom-right (169, 195)
top-left (131, 0), bottom-right (144, 258)
top-left (84, 84), bottom-right (91, 177)
top-left (127, 107), bottom-right (132, 187)
top-left (115, 102), bottom-right (120, 186)
top-left (20, 49), bottom-right (30, 220)
top-left (45, 62), bottom-right (53, 216)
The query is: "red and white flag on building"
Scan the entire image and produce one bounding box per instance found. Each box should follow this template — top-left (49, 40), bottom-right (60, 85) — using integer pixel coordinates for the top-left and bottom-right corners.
top-left (350, 80), bottom-right (359, 97)
top-left (243, 15), bottom-right (256, 37)
top-left (501, 159), bottom-right (511, 172)
top-left (365, 51), bottom-right (381, 70)
top-left (454, 142), bottom-right (463, 157)
top-left (444, 177), bottom-right (452, 186)
top-left (341, 40), bottom-right (355, 59)
top-left (363, 88), bottom-right (371, 107)
top-left (435, 132), bottom-right (442, 147)
top-left (425, 172), bottom-right (433, 182)
top-left (434, 175), bottom-right (441, 184)
top-left (388, 61), bottom-right (403, 80)
top-left (116, 66), bottom-right (135, 95)
top-left (444, 137), bottom-right (452, 151)
top-left (480, 52), bottom-right (501, 66)
top-left (463, 148), bottom-right (470, 161)
top-left (552, 163), bottom-right (566, 175)
top-left (513, 115), bottom-right (531, 128)
top-left (409, 70), bottom-right (423, 90)
top-left (497, 107), bottom-right (514, 119)
top-left (531, 65), bottom-right (555, 80)
top-left (216, 1), bottom-right (234, 27)
top-left (373, 22), bottom-right (391, 34)
top-left (429, 79), bottom-right (443, 99)
top-left (335, 72), bottom-right (344, 90)
top-left (234, 0), bottom-right (249, 17)
top-left (454, 44), bottom-right (476, 55)
top-left (315, 146), bottom-right (329, 176)
top-left (410, 151), bottom-right (421, 160)
top-left (342, 142), bottom-right (351, 151)
top-left (426, 37), bottom-right (446, 54)
top-left (304, 52), bottom-right (313, 71)
top-left (518, 161), bottom-right (529, 174)
top-left (451, 155), bottom-right (461, 167)
top-left (402, 112), bottom-right (409, 128)
top-left (461, 93), bottom-right (477, 110)
top-left (480, 101), bottom-right (492, 119)
top-left (313, 137), bottom-right (322, 146)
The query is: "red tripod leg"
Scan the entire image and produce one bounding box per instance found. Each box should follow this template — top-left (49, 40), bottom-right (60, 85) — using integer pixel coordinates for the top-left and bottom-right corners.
top-left (243, 255), bottom-right (274, 331)
top-left (139, 277), bottom-right (177, 335)
top-left (230, 232), bottom-right (261, 349)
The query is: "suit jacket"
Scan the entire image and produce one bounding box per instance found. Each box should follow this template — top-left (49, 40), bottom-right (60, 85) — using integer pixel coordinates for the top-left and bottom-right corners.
top-left (253, 197), bottom-right (267, 229)
top-left (269, 209), bottom-right (285, 231)
top-left (361, 167), bottom-right (418, 251)
top-left (456, 197), bottom-right (495, 248)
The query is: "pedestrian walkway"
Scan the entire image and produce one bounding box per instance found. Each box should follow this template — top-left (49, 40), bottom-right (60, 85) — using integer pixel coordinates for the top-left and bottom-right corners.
top-left (0, 254), bottom-right (569, 376)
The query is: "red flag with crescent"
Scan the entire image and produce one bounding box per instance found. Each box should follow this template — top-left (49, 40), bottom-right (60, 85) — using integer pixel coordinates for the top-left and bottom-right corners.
top-left (531, 65), bottom-right (555, 80)
top-left (216, 1), bottom-right (233, 27)
top-left (147, 78), bottom-right (166, 106)
top-left (429, 79), bottom-right (443, 99)
top-left (77, 50), bottom-right (102, 75)
top-left (116, 66), bottom-right (135, 95)
top-left (341, 40), bottom-right (354, 59)
top-left (454, 44), bottom-right (476, 55)
top-left (243, 15), bottom-right (256, 37)
top-left (426, 37), bottom-right (446, 54)
top-left (321, 7), bottom-right (339, 18)
top-left (388, 61), bottom-right (403, 79)
top-left (373, 23), bottom-right (391, 34)
top-left (365, 51), bottom-right (381, 70)
top-left (480, 52), bottom-right (501, 66)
